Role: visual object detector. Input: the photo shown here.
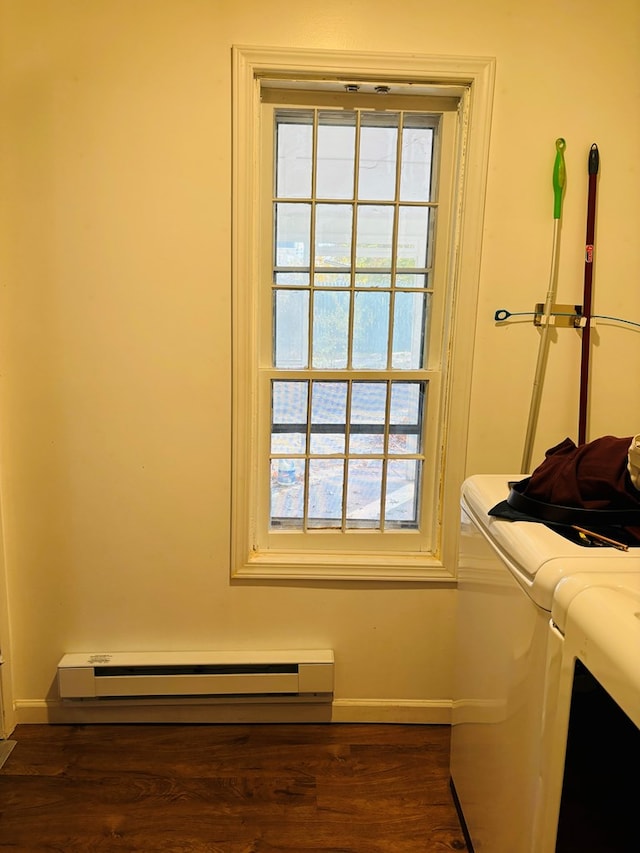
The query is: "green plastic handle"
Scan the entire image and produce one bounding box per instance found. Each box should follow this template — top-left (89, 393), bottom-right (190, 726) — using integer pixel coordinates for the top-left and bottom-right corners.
top-left (553, 137), bottom-right (567, 219)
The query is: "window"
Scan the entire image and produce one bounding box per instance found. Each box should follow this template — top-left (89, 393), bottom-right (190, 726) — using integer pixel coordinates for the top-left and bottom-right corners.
top-left (232, 47), bottom-right (495, 580)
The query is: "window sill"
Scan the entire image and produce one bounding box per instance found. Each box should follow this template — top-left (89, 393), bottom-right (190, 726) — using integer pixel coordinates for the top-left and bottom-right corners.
top-left (231, 551), bottom-right (456, 583)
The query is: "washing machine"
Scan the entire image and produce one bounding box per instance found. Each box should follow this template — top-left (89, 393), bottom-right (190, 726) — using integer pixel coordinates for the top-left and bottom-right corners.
top-left (536, 571), bottom-right (640, 852)
top-left (449, 474), bottom-right (640, 853)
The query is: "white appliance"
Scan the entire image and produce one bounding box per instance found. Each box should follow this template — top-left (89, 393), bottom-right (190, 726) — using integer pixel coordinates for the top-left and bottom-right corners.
top-left (449, 474), bottom-right (640, 853)
top-left (536, 572), bottom-right (640, 852)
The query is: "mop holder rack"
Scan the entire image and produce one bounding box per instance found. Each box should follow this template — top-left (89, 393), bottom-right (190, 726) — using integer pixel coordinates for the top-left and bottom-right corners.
top-left (494, 305), bottom-right (583, 327)
top-left (494, 306), bottom-right (640, 330)
top-left (533, 303), bottom-right (583, 328)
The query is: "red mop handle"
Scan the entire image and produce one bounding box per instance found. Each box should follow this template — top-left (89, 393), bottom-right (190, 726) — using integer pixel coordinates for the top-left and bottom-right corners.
top-left (578, 143), bottom-right (599, 445)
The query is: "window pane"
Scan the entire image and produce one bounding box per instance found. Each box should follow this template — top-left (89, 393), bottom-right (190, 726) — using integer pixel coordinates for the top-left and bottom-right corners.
top-left (349, 382), bottom-right (387, 454)
top-left (310, 381), bottom-right (347, 455)
top-left (396, 272), bottom-right (428, 289)
top-left (270, 458), bottom-right (305, 527)
top-left (399, 122), bottom-right (434, 202)
top-left (274, 289), bottom-right (309, 368)
top-left (351, 382), bottom-right (387, 423)
top-left (315, 203), bottom-right (352, 268)
top-left (358, 116), bottom-right (398, 201)
top-left (392, 291), bottom-right (427, 369)
top-left (346, 459), bottom-right (383, 527)
top-left (315, 271), bottom-right (351, 288)
top-left (389, 382), bottom-right (424, 454)
top-left (312, 290), bottom-right (350, 368)
top-left (275, 202), bottom-right (311, 267)
top-left (356, 205), bottom-right (394, 267)
top-left (271, 434), bottom-right (306, 454)
top-left (276, 111), bottom-right (313, 198)
top-left (352, 291), bottom-right (389, 369)
top-left (272, 380), bottom-right (308, 424)
top-left (397, 205), bottom-right (430, 269)
top-left (308, 458), bottom-right (344, 527)
top-left (271, 381), bottom-right (308, 453)
top-left (276, 272), bottom-right (310, 285)
top-left (316, 112), bottom-right (356, 199)
top-left (385, 459), bottom-right (420, 525)
top-left (354, 273), bottom-right (391, 289)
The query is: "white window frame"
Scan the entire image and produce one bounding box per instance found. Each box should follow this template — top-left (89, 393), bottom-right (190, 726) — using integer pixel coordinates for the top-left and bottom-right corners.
top-left (231, 45), bottom-right (495, 582)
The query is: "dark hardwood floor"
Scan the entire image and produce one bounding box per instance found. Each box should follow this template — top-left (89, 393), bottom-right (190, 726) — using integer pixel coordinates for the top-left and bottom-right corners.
top-left (0, 722), bottom-right (467, 852)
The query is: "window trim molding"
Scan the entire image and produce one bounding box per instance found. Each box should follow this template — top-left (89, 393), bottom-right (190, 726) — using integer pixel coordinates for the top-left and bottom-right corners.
top-left (231, 45), bottom-right (495, 582)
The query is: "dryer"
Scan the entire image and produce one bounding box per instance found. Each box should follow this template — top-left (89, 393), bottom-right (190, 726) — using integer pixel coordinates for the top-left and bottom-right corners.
top-left (536, 572), bottom-right (640, 852)
top-left (449, 474), bottom-right (640, 853)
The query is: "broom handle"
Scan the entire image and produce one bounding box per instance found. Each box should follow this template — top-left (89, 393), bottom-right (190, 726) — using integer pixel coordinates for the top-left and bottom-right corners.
top-left (578, 144), bottom-right (599, 445)
top-left (521, 138), bottom-right (566, 474)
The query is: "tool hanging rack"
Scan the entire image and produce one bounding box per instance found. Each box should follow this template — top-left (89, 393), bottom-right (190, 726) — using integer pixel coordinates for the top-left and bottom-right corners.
top-left (495, 139), bottom-right (639, 472)
top-left (495, 308), bottom-right (640, 329)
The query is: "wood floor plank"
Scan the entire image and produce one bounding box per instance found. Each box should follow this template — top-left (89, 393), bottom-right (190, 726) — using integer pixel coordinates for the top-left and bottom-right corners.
top-left (0, 723), bottom-right (467, 852)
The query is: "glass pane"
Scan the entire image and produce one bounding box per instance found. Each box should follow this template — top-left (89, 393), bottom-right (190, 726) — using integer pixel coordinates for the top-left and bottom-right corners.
top-left (312, 290), bottom-right (350, 368)
top-left (275, 203), bottom-right (311, 267)
top-left (274, 289), bottom-right (309, 368)
top-left (308, 458), bottom-right (344, 527)
top-left (355, 205), bottom-right (394, 268)
top-left (396, 272), bottom-right (428, 289)
top-left (397, 206), bottom-right (430, 269)
top-left (273, 381), bottom-right (308, 423)
top-left (315, 204), bottom-right (352, 268)
top-left (349, 382), bottom-right (387, 454)
top-left (352, 291), bottom-right (389, 369)
top-left (276, 112), bottom-right (313, 198)
top-left (351, 382), bottom-right (387, 424)
top-left (354, 273), bottom-right (390, 289)
top-left (271, 381), bottom-right (308, 454)
top-left (385, 459), bottom-right (420, 524)
top-left (276, 272), bottom-right (309, 285)
top-left (270, 458), bottom-right (305, 527)
top-left (315, 271), bottom-right (350, 288)
top-left (358, 117), bottom-right (398, 201)
top-left (271, 434), bottom-right (306, 455)
top-left (346, 459), bottom-right (383, 528)
top-left (310, 381), bottom-right (347, 454)
top-left (389, 382), bottom-right (424, 454)
top-left (316, 112), bottom-right (356, 199)
top-left (399, 123), bottom-right (433, 202)
top-left (392, 291), bottom-right (427, 369)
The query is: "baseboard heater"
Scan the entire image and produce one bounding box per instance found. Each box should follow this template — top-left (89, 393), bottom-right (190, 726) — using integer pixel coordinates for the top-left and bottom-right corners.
top-left (57, 650), bottom-right (334, 701)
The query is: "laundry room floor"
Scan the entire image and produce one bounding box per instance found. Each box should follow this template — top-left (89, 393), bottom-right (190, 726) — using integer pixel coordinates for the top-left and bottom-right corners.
top-left (0, 722), bottom-right (468, 851)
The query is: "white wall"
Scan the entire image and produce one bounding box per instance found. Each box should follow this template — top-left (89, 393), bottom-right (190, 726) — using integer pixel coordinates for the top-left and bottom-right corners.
top-left (0, 0), bottom-right (638, 724)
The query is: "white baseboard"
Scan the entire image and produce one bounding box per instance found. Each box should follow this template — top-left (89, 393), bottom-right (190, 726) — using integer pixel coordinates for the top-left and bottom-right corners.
top-left (14, 697), bottom-right (451, 725)
top-left (331, 699), bottom-right (451, 724)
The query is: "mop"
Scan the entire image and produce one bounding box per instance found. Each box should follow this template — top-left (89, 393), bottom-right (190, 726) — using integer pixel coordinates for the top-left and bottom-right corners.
top-left (578, 144), bottom-right (600, 445)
